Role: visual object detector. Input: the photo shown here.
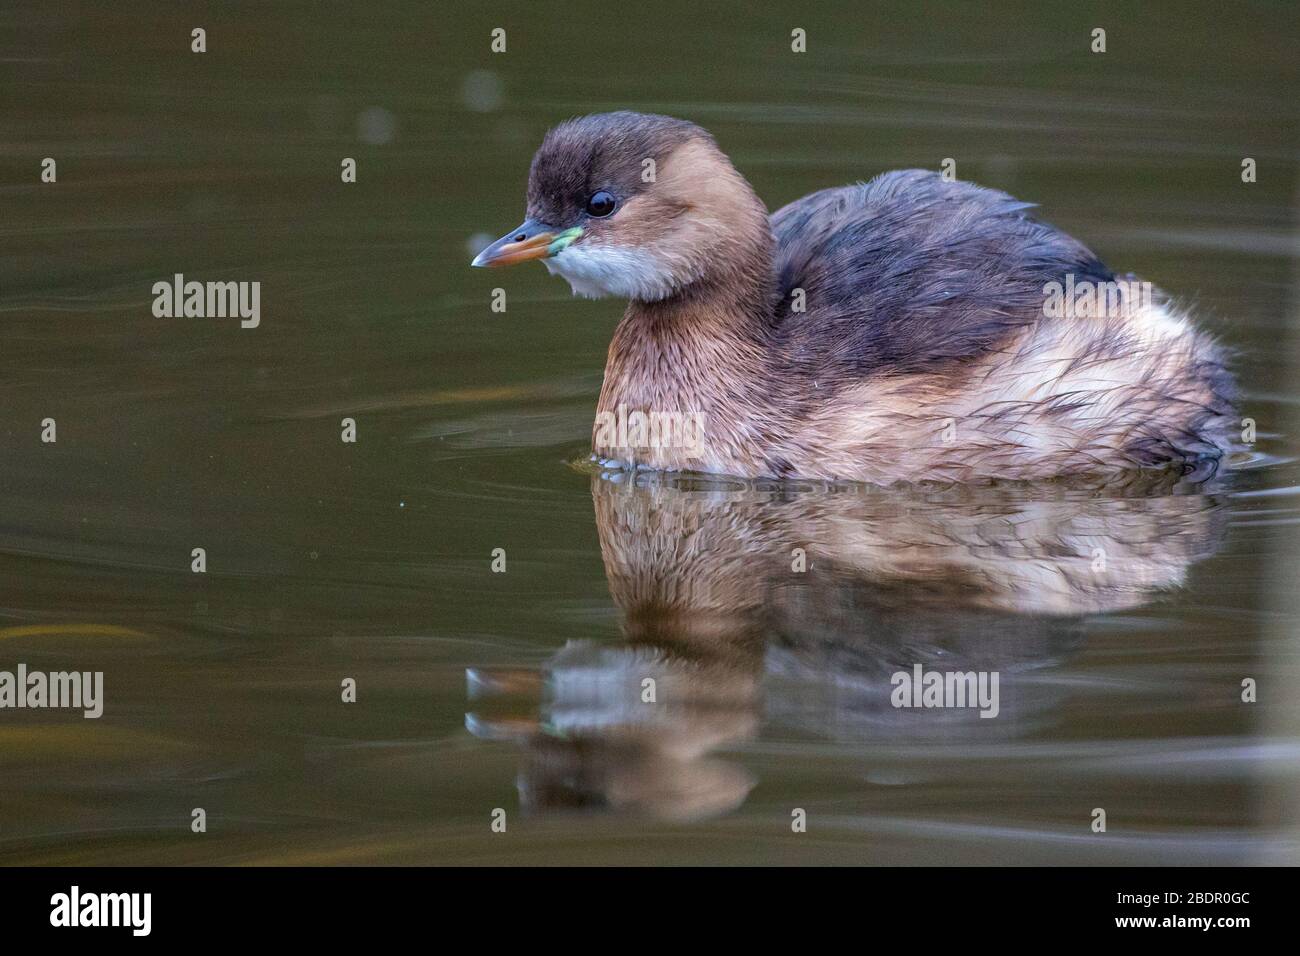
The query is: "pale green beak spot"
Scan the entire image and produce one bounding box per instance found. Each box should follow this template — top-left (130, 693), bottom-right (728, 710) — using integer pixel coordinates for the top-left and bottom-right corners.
top-left (547, 227), bottom-right (583, 256)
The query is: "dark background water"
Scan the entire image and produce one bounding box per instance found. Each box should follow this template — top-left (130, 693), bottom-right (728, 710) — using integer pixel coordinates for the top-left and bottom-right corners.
top-left (2, 0), bottom-right (1298, 864)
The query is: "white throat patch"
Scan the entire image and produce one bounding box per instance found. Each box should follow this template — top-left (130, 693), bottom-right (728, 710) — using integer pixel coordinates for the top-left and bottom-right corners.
top-left (543, 244), bottom-right (679, 301)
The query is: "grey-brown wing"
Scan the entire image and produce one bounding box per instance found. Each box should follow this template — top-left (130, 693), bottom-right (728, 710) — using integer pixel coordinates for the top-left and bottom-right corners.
top-left (769, 170), bottom-right (1116, 377)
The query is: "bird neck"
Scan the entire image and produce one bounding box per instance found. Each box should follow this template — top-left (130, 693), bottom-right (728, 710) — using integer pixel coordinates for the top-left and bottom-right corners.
top-left (599, 244), bottom-right (779, 420)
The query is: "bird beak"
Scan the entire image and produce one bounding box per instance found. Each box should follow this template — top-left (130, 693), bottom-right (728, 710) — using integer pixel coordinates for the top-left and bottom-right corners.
top-left (471, 220), bottom-right (581, 267)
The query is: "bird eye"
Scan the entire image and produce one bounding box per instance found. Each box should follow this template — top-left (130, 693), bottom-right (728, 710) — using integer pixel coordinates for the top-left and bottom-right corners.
top-left (585, 191), bottom-right (616, 218)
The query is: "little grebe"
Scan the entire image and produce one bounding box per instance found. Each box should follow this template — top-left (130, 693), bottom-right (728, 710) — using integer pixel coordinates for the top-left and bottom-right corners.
top-left (472, 111), bottom-right (1237, 484)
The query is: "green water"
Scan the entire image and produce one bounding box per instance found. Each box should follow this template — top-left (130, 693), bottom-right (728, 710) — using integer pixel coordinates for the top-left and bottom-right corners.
top-left (2, 0), bottom-right (1298, 864)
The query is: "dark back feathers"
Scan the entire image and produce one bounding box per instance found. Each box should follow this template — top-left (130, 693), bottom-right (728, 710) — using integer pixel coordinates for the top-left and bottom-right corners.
top-left (770, 170), bottom-right (1116, 377)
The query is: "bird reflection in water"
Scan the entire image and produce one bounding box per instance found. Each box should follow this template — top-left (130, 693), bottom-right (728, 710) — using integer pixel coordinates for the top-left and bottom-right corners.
top-left (466, 468), bottom-right (1227, 821)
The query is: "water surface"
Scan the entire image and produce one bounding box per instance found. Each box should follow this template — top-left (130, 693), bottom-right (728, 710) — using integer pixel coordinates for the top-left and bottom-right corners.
top-left (2, 0), bottom-right (1299, 864)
